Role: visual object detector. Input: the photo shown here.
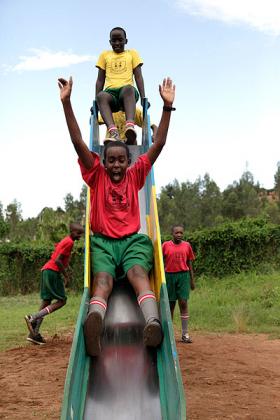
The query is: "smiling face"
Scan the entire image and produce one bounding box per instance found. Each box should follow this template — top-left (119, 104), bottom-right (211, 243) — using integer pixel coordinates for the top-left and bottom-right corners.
top-left (172, 226), bottom-right (184, 244)
top-left (104, 145), bottom-right (130, 183)
top-left (109, 28), bottom-right (127, 53)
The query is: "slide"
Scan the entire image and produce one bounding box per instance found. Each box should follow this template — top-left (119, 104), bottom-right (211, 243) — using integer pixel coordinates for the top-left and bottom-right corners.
top-left (61, 101), bottom-right (186, 420)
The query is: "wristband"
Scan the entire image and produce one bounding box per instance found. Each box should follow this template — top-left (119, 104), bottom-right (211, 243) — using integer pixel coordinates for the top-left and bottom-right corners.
top-left (163, 106), bottom-right (176, 111)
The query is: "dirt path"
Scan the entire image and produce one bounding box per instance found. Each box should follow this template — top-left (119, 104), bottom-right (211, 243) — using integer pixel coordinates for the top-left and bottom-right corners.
top-left (176, 332), bottom-right (280, 419)
top-left (0, 332), bottom-right (279, 419)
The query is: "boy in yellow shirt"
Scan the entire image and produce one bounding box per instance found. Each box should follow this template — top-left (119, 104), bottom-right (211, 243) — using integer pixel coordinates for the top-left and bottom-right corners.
top-left (95, 27), bottom-right (146, 145)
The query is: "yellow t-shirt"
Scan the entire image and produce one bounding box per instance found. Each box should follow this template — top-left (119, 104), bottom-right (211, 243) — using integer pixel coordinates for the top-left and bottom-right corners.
top-left (96, 49), bottom-right (143, 89)
top-left (98, 108), bottom-right (143, 140)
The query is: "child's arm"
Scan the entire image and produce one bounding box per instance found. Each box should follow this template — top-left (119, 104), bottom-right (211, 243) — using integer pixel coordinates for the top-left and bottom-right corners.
top-left (95, 68), bottom-right (106, 97)
top-left (188, 261), bottom-right (195, 290)
top-left (55, 255), bottom-right (71, 286)
top-left (151, 124), bottom-right (158, 143)
top-left (133, 65), bottom-right (145, 99)
top-left (58, 77), bottom-right (95, 170)
top-left (146, 78), bottom-right (175, 165)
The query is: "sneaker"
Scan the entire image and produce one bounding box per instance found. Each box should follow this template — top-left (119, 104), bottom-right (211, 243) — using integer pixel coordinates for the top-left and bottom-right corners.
top-left (182, 333), bottom-right (192, 344)
top-left (24, 315), bottom-right (36, 335)
top-left (83, 311), bottom-right (103, 357)
top-left (143, 319), bottom-right (163, 348)
top-left (27, 333), bottom-right (46, 345)
top-left (104, 129), bottom-right (120, 145)
top-left (125, 126), bottom-right (137, 145)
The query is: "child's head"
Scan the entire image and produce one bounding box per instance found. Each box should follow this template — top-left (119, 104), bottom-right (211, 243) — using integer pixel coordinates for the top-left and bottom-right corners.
top-left (109, 27), bottom-right (127, 54)
top-left (171, 224), bottom-right (184, 243)
top-left (103, 141), bottom-right (131, 183)
top-left (69, 223), bottom-right (84, 240)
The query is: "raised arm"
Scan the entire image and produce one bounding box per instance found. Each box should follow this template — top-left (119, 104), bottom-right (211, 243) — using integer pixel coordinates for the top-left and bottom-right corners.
top-left (58, 77), bottom-right (94, 169)
top-left (146, 78), bottom-right (175, 165)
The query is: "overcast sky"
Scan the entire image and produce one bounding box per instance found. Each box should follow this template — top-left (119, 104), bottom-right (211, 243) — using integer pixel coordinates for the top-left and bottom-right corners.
top-left (1, 0), bottom-right (280, 219)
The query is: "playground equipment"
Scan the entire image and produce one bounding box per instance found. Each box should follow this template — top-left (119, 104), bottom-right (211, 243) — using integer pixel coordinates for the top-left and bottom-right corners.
top-left (61, 100), bottom-right (186, 420)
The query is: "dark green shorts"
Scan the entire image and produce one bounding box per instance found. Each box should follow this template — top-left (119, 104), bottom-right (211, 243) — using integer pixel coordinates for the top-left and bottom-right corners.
top-left (90, 233), bottom-right (154, 279)
top-left (165, 271), bottom-right (191, 301)
top-left (40, 269), bottom-right (67, 301)
top-left (104, 86), bottom-right (139, 112)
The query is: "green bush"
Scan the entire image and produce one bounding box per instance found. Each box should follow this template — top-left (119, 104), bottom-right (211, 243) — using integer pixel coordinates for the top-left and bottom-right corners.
top-left (1, 218), bottom-right (280, 295)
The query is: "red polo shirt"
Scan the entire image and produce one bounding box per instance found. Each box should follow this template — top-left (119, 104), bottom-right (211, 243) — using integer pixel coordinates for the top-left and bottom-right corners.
top-left (79, 152), bottom-right (151, 238)
top-left (41, 236), bottom-right (74, 272)
top-left (162, 240), bottom-right (195, 272)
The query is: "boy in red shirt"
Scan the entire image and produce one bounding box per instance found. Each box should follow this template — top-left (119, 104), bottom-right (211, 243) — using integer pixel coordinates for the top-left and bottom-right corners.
top-left (24, 223), bottom-right (84, 345)
top-left (162, 225), bottom-right (195, 343)
top-left (58, 75), bottom-right (175, 356)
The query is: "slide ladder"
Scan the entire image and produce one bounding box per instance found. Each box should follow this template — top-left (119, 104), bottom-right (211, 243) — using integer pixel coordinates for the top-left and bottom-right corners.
top-left (61, 100), bottom-right (186, 420)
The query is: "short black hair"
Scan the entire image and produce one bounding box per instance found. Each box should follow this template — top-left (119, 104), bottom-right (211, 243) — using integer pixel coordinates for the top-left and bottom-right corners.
top-left (103, 140), bottom-right (130, 160)
top-left (171, 224), bottom-right (184, 233)
top-left (110, 27), bottom-right (127, 38)
top-left (69, 222), bottom-right (84, 233)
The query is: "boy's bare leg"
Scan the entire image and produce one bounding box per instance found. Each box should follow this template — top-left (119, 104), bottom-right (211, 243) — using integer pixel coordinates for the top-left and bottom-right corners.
top-left (96, 91), bottom-right (115, 127)
top-left (84, 272), bottom-right (113, 357)
top-left (25, 299), bottom-right (66, 335)
top-left (127, 265), bottom-right (163, 347)
top-left (119, 86), bottom-right (137, 145)
top-left (120, 85), bottom-right (136, 121)
top-left (169, 301), bottom-right (176, 320)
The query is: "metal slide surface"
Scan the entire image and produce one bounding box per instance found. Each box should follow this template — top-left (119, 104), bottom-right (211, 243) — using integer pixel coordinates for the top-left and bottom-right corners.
top-left (83, 146), bottom-right (161, 420)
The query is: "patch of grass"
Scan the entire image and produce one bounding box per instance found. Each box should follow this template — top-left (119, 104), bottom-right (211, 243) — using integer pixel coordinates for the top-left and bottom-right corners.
top-left (173, 270), bottom-right (280, 337)
top-left (2, 270), bottom-right (280, 352)
top-left (0, 292), bottom-right (82, 352)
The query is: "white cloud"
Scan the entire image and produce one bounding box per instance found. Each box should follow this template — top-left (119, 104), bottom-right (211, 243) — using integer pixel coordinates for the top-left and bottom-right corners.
top-left (10, 48), bottom-right (96, 72)
top-left (176, 0), bottom-right (280, 35)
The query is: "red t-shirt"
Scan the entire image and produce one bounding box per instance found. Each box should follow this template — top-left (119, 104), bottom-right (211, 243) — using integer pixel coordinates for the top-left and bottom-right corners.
top-left (162, 240), bottom-right (195, 272)
top-left (79, 152), bottom-right (151, 238)
top-left (41, 236), bottom-right (74, 272)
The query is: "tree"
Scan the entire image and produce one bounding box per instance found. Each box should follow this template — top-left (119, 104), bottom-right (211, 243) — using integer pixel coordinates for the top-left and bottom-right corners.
top-left (199, 174), bottom-right (222, 228)
top-left (37, 207), bottom-right (68, 242)
top-left (5, 200), bottom-right (23, 241)
top-left (274, 161), bottom-right (280, 198)
top-left (222, 171), bottom-right (261, 220)
top-left (64, 185), bottom-right (87, 224)
top-left (0, 202), bottom-right (8, 239)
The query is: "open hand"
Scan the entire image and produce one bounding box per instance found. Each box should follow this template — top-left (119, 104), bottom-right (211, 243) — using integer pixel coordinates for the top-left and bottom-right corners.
top-left (58, 77), bottom-right (73, 102)
top-left (159, 77), bottom-right (175, 107)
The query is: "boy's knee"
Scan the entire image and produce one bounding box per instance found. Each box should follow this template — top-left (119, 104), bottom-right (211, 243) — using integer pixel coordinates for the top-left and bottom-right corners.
top-left (128, 264), bottom-right (147, 278)
top-left (94, 272), bottom-right (113, 294)
top-left (179, 299), bottom-right (188, 311)
top-left (96, 91), bottom-right (109, 102)
top-left (120, 85), bottom-right (135, 96)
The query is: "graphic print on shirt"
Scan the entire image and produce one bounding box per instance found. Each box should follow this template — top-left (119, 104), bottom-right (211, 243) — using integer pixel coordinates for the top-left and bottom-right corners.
top-left (111, 58), bottom-right (127, 74)
top-left (105, 183), bottom-right (130, 211)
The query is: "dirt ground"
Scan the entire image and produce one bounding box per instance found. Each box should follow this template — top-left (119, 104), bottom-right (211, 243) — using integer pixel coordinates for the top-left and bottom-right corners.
top-left (0, 332), bottom-right (280, 419)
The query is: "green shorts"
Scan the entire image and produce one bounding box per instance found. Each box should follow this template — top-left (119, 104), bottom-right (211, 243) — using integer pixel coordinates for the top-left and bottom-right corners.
top-left (165, 271), bottom-right (191, 302)
top-left (40, 269), bottom-right (67, 301)
top-left (90, 233), bottom-right (154, 279)
top-left (104, 86), bottom-right (139, 112)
